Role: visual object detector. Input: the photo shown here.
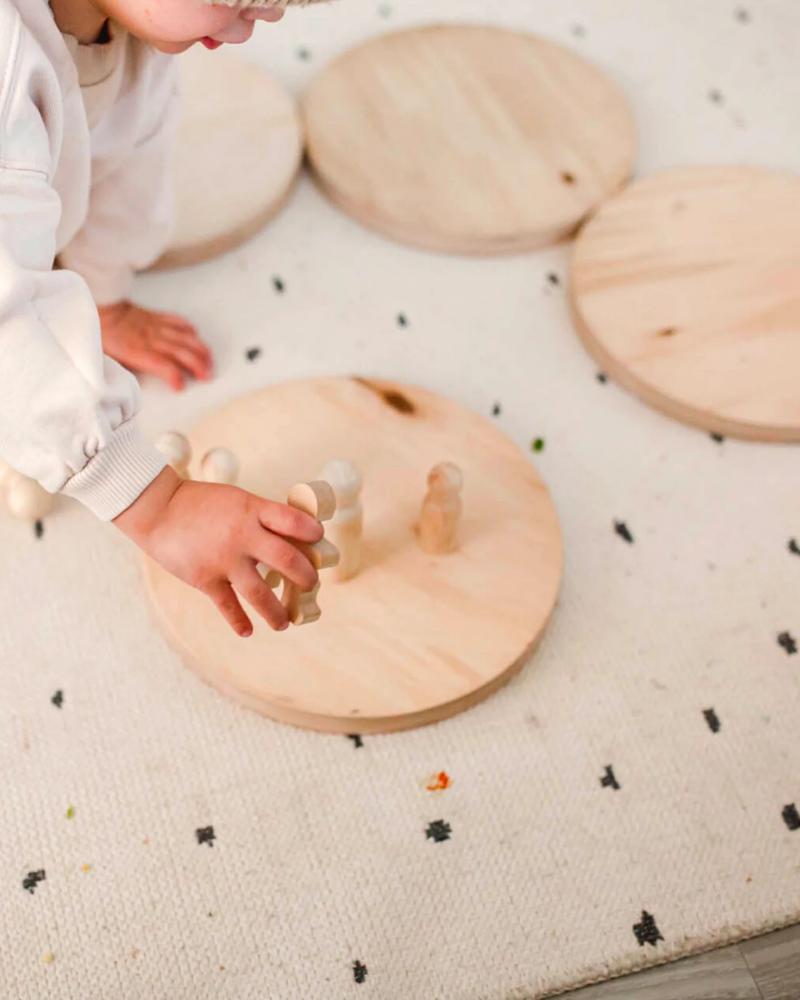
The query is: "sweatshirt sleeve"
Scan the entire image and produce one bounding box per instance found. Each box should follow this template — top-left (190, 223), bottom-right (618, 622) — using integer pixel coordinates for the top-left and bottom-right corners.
top-left (0, 165), bottom-right (166, 520)
top-left (57, 46), bottom-right (181, 305)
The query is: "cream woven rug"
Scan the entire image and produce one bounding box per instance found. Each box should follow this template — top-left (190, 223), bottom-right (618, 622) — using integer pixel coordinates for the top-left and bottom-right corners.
top-left (3, 1), bottom-right (800, 997)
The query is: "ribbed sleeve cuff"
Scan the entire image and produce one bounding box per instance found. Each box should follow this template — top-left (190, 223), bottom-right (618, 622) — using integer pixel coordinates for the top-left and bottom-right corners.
top-left (61, 420), bottom-right (167, 521)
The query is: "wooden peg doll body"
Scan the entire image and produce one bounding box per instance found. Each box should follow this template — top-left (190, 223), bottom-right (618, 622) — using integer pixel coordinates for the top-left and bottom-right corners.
top-left (417, 462), bottom-right (463, 555)
top-left (281, 481), bottom-right (339, 625)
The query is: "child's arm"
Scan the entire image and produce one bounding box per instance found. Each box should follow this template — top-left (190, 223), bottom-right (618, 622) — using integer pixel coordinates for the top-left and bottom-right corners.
top-left (0, 173), bottom-right (319, 632)
top-left (0, 166), bottom-right (165, 517)
top-left (0, 19), bottom-right (320, 634)
top-left (114, 468), bottom-right (323, 634)
top-left (0, 147), bottom-right (319, 635)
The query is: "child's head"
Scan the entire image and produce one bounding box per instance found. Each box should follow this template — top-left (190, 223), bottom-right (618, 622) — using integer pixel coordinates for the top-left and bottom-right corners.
top-left (99, 0), bottom-right (325, 54)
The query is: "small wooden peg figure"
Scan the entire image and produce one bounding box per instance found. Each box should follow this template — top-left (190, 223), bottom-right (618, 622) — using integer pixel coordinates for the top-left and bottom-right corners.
top-left (200, 448), bottom-right (239, 486)
top-left (5, 474), bottom-right (54, 521)
top-left (155, 431), bottom-right (192, 479)
top-left (417, 462), bottom-right (463, 555)
top-left (281, 481), bottom-right (340, 625)
top-left (318, 460), bottom-right (363, 582)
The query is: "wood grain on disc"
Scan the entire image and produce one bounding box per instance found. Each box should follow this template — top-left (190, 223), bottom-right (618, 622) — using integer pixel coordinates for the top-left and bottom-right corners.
top-left (153, 48), bottom-right (303, 270)
top-left (570, 167), bottom-right (800, 441)
top-left (302, 25), bottom-right (636, 254)
top-left (144, 378), bottom-right (563, 734)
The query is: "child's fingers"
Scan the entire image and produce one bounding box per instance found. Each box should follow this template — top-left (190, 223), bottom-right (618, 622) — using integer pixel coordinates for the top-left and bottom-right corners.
top-left (155, 338), bottom-right (213, 381)
top-left (205, 580), bottom-right (253, 637)
top-left (160, 325), bottom-right (213, 356)
top-left (231, 565), bottom-right (289, 631)
top-left (250, 529), bottom-right (318, 591)
top-left (125, 344), bottom-right (186, 390)
top-left (159, 329), bottom-right (214, 374)
top-left (152, 311), bottom-right (199, 335)
top-left (258, 500), bottom-right (325, 544)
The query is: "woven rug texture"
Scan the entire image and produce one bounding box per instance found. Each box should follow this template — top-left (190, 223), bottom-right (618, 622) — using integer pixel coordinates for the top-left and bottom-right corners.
top-left (2, 1), bottom-right (800, 998)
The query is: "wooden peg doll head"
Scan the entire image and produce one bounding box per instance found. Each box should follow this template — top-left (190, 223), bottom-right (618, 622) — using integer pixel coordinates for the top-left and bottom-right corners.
top-left (155, 432), bottom-right (192, 479)
top-left (200, 448), bottom-right (240, 485)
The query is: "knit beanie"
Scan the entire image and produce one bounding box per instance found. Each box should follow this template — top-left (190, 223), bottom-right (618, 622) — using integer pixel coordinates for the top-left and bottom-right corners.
top-left (208, 0), bottom-right (329, 7)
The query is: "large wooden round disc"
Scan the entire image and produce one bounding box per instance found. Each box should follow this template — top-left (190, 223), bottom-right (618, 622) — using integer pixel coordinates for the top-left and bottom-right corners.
top-left (570, 166), bottom-right (800, 441)
top-left (153, 48), bottom-right (304, 270)
top-left (302, 25), bottom-right (636, 255)
top-left (144, 378), bottom-right (563, 734)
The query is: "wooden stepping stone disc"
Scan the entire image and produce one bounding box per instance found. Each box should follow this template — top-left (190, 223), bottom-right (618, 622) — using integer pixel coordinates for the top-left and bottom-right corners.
top-left (144, 377), bottom-right (563, 734)
top-left (302, 24), bottom-right (637, 255)
top-left (153, 48), bottom-right (304, 270)
top-left (570, 166), bottom-right (800, 441)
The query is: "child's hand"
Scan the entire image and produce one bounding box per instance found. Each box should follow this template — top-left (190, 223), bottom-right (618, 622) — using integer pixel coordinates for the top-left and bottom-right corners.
top-left (114, 467), bottom-right (324, 635)
top-left (98, 301), bottom-right (214, 391)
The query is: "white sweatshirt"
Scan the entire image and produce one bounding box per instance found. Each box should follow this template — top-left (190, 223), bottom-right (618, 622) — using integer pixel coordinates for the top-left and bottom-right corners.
top-left (0, 0), bottom-right (179, 520)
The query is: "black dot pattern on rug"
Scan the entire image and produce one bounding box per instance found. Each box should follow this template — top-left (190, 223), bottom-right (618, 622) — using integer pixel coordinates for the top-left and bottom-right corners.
top-left (708, 88), bottom-right (725, 105)
top-left (377, 2), bottom-right (391, 16)
top-left (273, 276), bottom-right (285, 293)
top-left (703, 708), bottom-right (721, 733)
top-left (347, 734), bottom-right (363, 749)
top-left (492, 403), bottom-right (502, 417)
top-left (51, 690), bottom-right (63, 709)
top-left (596, 372), bottom-right (608, 384)
top-left (783, 805), bottom-right (800, 831)
top-left (426, 820), bottom-right (451, 843)
top-left (353, 960), bottom-right (368, 984)
top-left (614, 521), bottom-right (634, 544)
top-left (245, 347), bottom-right (262, 363)
top-left (34, 519), bottom-right (44, 539)
top-left (297, 47), bottom-right (311, 61)
top-left (710, 433), bottom-right (725, 444)
top-left (396, 313), bottom-right (408, 328)
top-left (788, 539), bottom-right (800, 557)
top-left (633, 911), bottom-right (663, 947)
top-left (735, 6), bottom-right (750, 22)
top-left (195, 826), bottom-right (216, 847)
top-left (547, 272), bottom-right (561, 286)
top-left (600, 766), bottom-right (620, 791)
top-left (571, 23), bottom-right (586, 37)
top-left (778, 632), bottom-right (797, 655)
top-left (22, 870), bottom-right (46, 895)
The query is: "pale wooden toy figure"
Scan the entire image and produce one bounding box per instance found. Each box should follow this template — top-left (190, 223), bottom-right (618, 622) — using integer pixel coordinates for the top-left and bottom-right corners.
top-left (200, 447), bottom-right (239, 486)
top-left (280, 481), bottom-right (339, 625)
top-left (318, 460), bottom-right (362, 582)
top-left (417, 462), bottom-right (463, 555)
top-left (0, 458), bottom-right (54, 521)
top-left (155, 431), bottom-right (192, 479)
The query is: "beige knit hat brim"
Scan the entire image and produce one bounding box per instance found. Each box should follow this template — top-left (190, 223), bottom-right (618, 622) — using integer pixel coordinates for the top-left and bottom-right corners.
top-left (206, 0), bottom-right (329, 7)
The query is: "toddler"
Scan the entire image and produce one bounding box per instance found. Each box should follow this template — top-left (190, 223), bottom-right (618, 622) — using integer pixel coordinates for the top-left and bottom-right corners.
top-left (0, 0), bottom-right (327, 633)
